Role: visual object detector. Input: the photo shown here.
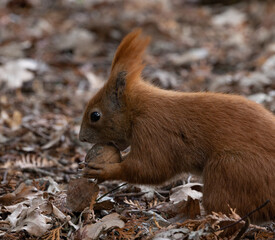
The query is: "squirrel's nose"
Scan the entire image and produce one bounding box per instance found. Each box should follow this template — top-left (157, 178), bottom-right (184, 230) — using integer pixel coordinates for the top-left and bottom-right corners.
top-left (79, 126), bottom-right (88, 142)
top-left (79, 132), bottom-right (87, 142)
top-left (79, 136), bottom-right (87, 142)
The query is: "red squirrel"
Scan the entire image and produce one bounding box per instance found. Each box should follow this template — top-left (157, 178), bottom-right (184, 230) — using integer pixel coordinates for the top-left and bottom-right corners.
top-left (79, 29), bottom-right (275, 223)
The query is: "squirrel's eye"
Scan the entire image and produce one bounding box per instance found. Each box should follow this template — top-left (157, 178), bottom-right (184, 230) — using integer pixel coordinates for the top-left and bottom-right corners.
top-left (90, 112), bottom-right (101, 122)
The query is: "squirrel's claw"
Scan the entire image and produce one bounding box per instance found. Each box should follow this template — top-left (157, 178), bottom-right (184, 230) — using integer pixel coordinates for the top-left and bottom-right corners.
top-left (82, 162), bottom-right (107, 180)
top-left (83, 162), bottom-right (122, 182)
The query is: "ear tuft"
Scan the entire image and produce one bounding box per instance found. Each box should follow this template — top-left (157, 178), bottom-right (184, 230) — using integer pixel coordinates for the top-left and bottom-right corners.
top-left (109, 71), bottom-right (127, 110)
top-left (109, 29), bottom-right (151, 88)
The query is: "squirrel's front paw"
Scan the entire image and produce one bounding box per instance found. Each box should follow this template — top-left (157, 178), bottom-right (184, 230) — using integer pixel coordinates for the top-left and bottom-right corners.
top-left (83, 162), bottom-right (122, 181)
top-left (82, 163), bottom-right (104, 179)
top-left (82, 143), bottom-right (122, 181)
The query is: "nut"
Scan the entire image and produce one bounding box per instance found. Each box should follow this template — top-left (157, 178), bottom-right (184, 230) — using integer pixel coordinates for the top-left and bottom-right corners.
top-left (85, 143), bottom-right (121, 164)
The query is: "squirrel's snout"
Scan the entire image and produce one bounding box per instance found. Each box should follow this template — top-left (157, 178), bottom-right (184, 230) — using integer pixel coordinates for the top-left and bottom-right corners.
top-left (79, 130), bottom-right (88, 142)
top-left (79, 135), bottom-right (87, 142)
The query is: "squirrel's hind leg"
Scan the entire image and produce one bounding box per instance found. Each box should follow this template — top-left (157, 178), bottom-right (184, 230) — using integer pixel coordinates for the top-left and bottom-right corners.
top-left (202, 151), bottom-right (275, 223)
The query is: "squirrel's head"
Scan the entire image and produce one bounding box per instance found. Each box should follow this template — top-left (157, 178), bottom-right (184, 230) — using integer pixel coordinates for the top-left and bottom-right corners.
top-left (79, 29), bottom-right (150, 150)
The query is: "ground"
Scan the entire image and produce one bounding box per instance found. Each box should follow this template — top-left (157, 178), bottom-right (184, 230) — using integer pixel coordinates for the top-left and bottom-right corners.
top-left (0, 0), bottom-right (274, 239)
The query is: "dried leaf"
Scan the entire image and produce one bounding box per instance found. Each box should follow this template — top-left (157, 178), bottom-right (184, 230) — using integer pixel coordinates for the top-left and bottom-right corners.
top-left (0, 59), bottom-right (46, 89)
top-left (0, 183), bottom-right (36, 205)
top-left (54, 28), bottom-right (96, 58)
top-left (66, 178), bottom-right (99, 212)
top-left (170, 183), bottom-right (203, 204)
top-left (12, 207), bottom-right (52, 237)
top-left (79, 213), bottom-right (125, 240)
top-left (1, 110), bottom-right (22, 130)
top-left (152, 228), bottom-right (190, 240)
top-left (168, 48), bottom-right (209, 66)
top-left (212, 8), bottom-right (246, 27)
top-left (41, 129), bottom-right (65, 150)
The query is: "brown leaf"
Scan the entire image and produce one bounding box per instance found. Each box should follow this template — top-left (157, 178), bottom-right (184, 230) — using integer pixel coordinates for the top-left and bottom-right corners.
top-left (170, 183), bottom-right (203, 203)
top-left (0, 183), bottom-right (36, 206)
top-left (94, 199), bottom-right (114, 211)
top-left (182, 197), bottom-right (201, 219)
top-left (11, 203), bottom-right (52, 237)
top-left (66, 178), bottom-right (99, 212)
top-left (79, 213), bottom-right (125, 240)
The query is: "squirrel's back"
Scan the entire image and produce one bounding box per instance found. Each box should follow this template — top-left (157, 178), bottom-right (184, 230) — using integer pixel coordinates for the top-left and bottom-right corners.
top-left (129, 82), bottom-right (275, 156)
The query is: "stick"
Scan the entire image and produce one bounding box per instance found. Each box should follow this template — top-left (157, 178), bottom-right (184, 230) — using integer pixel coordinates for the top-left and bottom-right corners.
top-left (96, 182), bottom-right (128, 202)
top-left (215, 200), bottom-right (270, 232)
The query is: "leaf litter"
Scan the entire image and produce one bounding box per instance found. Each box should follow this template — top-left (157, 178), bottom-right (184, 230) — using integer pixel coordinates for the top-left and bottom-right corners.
top-left (0, 0), bottom-right (274, 239)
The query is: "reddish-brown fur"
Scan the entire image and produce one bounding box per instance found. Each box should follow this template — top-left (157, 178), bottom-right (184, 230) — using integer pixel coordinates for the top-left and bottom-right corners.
top-left (79, 29), bottom-right (275, 223)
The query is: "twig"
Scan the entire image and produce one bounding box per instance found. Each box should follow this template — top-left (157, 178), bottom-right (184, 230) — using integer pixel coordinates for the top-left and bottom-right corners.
top-left (154, 190), bottom-right (166, 201)
top-left (1, 169), bottom-right (8, 185)
top-left (22, 124), bottom-right (50, 140)
top-left (22, 167), bottom-right (56, 177)
top-left (113, 192), bottom-right (147, 198)
top-left (96, 182), bottom-right (127, 202)
top-left (215, 200), bottom-right (270, 232)
top-left (234, 217), bottom-right (250, 240)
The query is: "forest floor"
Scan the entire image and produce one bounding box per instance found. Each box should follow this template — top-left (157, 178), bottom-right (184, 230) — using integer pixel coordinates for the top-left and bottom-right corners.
top-left (0, 0), bottom-right (274, 239)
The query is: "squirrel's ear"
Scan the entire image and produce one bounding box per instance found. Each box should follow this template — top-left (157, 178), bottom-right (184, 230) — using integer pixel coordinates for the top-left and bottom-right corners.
top-left (106, 29), bottom-right (150, 109)
top-left (108, 71), bottom-right (127, 110)
top-left (108, 29), bottom-right (150, 89)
